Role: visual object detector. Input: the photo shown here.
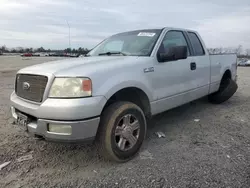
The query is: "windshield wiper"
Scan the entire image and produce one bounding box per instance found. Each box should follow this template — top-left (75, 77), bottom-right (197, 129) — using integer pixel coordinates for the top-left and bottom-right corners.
top-left (98, 51), bottom-right (127, 56)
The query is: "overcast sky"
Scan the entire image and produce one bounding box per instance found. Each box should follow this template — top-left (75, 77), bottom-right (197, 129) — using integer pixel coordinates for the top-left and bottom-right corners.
top-left (1, 0), bottom-right (250, 50)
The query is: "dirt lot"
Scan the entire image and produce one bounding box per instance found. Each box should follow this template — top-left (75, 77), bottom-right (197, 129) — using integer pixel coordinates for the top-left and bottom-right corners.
top-left (0, 56), bottom-right (249, 188)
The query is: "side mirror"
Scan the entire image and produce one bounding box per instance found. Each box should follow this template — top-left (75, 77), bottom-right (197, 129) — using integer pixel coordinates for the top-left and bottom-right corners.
top-left (157, 46), bottom-right (188, 63)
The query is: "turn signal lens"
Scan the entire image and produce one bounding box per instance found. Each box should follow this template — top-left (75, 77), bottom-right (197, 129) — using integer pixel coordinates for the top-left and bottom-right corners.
top-left (82, 79), bottom-right (92, 92)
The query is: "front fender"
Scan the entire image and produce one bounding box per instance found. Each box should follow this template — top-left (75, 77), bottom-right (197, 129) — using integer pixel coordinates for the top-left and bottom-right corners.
top-left (94, 74), bottom-right (153, 101)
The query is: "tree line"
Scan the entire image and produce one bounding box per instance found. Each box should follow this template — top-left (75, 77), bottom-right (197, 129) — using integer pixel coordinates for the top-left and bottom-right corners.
top-left (207, 45), bottom-right (250, 58)
top-left (1, 44), bottom-right (250, 58)
top-left (0, 45), bottom-right (90, 54)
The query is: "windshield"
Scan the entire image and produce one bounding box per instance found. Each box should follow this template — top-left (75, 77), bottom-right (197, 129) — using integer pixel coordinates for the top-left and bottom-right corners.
top-left (87, 29), bottom-right (163, 56)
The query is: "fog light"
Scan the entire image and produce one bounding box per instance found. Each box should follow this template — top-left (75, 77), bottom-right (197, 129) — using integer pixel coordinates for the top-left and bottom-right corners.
top-left (48, 124), bottom-right (72, 135)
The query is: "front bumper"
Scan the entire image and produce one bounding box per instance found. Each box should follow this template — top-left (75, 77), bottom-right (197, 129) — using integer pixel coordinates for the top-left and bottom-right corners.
top-left (10, 92), bottom-right (107, 120)
top-left (10, 92), bottom-right (107, 142)
top-left (11, 106), bottom-right (99, 142)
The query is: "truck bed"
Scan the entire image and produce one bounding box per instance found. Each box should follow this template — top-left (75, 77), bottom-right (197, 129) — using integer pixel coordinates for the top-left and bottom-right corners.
top-left (209, 54), bottom-right (237, 93)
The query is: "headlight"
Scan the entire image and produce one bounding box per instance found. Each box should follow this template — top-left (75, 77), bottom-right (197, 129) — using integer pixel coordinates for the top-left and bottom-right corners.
top-left (48, 77), bottom-right (92, 98)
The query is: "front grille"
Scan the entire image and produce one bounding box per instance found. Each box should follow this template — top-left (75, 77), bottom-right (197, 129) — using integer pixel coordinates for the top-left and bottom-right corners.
top-left (15, 74), bottom-right (48, 102)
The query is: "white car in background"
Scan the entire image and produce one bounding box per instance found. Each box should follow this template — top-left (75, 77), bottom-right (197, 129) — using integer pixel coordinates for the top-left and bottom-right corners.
top-left (245, 60), bottom-right (250, 66)
top-left (238, 59), bottom-right (250, 66)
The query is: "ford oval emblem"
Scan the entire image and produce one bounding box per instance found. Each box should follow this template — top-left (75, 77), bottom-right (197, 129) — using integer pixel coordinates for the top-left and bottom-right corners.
top-left (23, 82), bottom-right (30, 90)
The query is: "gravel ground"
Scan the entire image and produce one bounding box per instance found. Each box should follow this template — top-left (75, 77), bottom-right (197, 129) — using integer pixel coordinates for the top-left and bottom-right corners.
top-left (0, 57), bottom-right (249, 188)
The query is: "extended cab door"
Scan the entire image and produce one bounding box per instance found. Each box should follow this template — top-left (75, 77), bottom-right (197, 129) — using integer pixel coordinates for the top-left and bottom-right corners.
top-left (185, 31), bottom-right (210, 95)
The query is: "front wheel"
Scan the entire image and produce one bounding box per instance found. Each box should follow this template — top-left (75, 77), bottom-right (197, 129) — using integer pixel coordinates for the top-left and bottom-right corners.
top-left (97, 101), bottom-right (147, 162)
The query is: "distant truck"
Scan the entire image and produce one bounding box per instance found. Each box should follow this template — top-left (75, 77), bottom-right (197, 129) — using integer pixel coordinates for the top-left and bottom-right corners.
top-left (21, 53), bottom-right (41, 57)
top-left (10, 27), bottom-right (238, 162)
top-left (20, 53), bottom-right (33, 57)
top-left (32, 53), bottom-right (41, 57)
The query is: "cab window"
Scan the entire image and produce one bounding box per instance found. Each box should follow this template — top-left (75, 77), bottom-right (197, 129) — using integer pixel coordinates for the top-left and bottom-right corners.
top-left (187, 32), bottom-right (205, 56)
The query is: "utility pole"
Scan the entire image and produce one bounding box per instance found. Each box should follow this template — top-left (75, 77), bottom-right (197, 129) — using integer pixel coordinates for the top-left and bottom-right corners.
top-left (66, 20), bottom-right (71, 55)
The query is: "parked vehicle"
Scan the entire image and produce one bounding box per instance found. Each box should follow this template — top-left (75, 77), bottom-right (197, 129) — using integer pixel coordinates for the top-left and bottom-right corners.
top-left (48, 53), bottom-right (56, 56)
top-left (54, 52), bottom-right (67, 57)
top-left (21, 53), bottom-right (32, 57)
top-left (70, 53), bottom-right (80, 57)
top-left (10, 27), bottom-right (238, 162)
top-left (245, 60), bottom-right (250, 66)
top-left (39, 52), bottom-right (49, 57)
top-left (32, 53), bottom-right (41, 57)
top-left (238, 59), bottom-right (250, 66)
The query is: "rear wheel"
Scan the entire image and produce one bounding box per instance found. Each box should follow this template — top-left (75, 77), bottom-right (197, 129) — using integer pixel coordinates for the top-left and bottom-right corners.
top-left (208, 77), bottom-right (238, 104)
top-left (97, 101), bottom-right (147, 162)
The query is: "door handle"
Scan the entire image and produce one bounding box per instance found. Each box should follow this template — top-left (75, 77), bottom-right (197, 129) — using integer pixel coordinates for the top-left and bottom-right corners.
top-left (190, 62), bottom-right (196, 70)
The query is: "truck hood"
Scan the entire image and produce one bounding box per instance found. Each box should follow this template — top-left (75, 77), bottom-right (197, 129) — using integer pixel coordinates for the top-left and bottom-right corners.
top-left (18, 56), bottom-right (140, 76)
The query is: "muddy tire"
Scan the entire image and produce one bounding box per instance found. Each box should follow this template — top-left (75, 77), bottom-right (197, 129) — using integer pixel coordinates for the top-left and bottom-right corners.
top-left (97, 101), bottom-right (147, 162)
top-left (208, 78), bottom-right (238, 104)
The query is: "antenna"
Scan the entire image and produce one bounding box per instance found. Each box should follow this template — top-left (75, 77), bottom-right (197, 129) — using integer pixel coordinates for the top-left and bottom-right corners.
top-left (66, 20), bottom-right (71, 55)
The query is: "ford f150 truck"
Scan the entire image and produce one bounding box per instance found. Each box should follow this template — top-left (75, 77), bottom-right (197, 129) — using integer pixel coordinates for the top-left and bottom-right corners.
top-left (10, 27), bottom-right (238, 162)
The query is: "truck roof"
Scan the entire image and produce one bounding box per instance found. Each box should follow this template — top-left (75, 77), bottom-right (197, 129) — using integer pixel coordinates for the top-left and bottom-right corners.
top-left (162, 27), bottom-right (197, 33)
top-left (116, 27), bottom-right (198, 35)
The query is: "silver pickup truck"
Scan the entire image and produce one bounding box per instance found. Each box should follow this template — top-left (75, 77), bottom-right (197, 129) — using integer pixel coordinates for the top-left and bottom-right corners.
top-left (10, 27), bottom-right (238, 162)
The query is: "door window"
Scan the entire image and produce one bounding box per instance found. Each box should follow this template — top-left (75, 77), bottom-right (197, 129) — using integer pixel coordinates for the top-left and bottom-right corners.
top-left (158, 31), bottom-right (190, 56)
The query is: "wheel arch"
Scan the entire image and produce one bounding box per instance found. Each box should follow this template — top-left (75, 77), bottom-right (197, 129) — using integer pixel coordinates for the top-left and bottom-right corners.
top-left (222, 69), bottom-right (232, 80)
top-left (101, 86), bottom-right (152, 118)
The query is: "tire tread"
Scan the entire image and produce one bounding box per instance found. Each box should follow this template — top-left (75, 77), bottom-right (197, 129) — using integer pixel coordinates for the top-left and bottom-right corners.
top-left (96, 101), bottom-right (146, 162)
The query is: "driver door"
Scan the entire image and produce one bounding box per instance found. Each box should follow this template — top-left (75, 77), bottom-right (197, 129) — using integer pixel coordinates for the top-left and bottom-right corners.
top-left (151, 30), bottom-right (195, 114)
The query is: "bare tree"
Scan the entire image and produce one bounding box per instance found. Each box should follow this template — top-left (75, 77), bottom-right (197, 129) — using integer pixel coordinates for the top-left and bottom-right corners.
top-left (235, 45), bottom-right (243, 55)
top-left (245, 49), bottom-right (250, 56)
